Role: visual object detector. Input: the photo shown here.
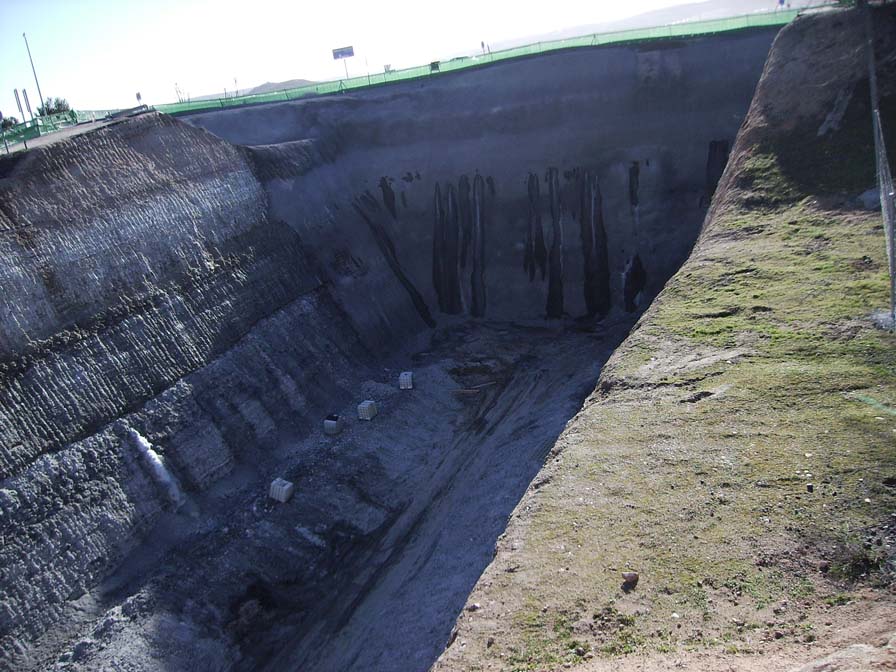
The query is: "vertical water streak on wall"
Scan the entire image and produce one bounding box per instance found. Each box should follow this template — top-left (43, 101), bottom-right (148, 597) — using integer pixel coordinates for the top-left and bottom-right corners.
top-left (524, 184), bottom-right (535, 279)
top-left (432, 182), bottom-right (446, 312)
top-left (628, 160), bottom-right (641, 237)
top-left (471, 175), bottom-right (487, 317)
top-left (704, 140), bottom-right (730, 204)
top-left (545, 167), bottom-right (564, 319)
top-left (379, 177), bottom-right (397, 218)
top-left (534, 178), bottom-right (547, 281)
top-left (576, 169), bottom-right (593, 307)
top-left (525, 173), bottom-right (547, 281)
top-left (591, 175), bottom-right (612, 317)
top-left (458, 175), bottom-right (473, 269)
top-left (127, 427), bottom-right (185, 508)
top-left (444, 183), bottom-right (462, 314)
top-left (624, 159), bottom-right (646, 313)
top-left (579, 170), bottom-right (611, 317)
top-left (622, 254), bottom-right (647, 313)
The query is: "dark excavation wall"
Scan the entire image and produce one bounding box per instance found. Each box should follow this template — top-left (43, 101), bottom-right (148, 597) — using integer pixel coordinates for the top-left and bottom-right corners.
top-left (0, 116), bottom-right (374, 656)
top-left (0, 26), bottom-right (777, 666)
top-left (185, 28), bottom-right (775, 326)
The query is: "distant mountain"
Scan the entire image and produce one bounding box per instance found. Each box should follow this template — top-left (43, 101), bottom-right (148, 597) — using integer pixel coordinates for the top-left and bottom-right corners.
top-left (190, 78), bottom-right (317, 102)
top-left (244, 79), bottom-right (317, 95)
top-left (488, 0), bottom-right (833, 51)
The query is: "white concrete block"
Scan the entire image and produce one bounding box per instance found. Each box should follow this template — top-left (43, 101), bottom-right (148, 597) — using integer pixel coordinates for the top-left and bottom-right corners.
top-left (323, 414), bottom-right (343, 435)
top-left (357, 400), bottom-right (378, 420)
top-left (399, 371), bottom-right (414, 390)
top-left (269, 478), bottom-right (295, 503)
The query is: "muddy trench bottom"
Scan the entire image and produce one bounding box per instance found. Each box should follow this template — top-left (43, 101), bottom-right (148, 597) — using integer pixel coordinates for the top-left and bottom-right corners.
top-left (61, 318), bottom-right (636, 672)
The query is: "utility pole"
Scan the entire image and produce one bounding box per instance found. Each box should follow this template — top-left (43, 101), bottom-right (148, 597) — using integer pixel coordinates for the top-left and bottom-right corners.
top-left (23, 33), bottom-right (46, 116)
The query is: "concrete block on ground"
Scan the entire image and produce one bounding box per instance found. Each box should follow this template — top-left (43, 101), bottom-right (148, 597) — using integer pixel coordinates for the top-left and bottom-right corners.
top-left (399, 371), bottom-right (414, 390)
top-left (323, 414), bottom-right (343, 435)
top-left (358, 400), bottom-right (378, 420)
top-left (269, 477), bottom-right (295, 503)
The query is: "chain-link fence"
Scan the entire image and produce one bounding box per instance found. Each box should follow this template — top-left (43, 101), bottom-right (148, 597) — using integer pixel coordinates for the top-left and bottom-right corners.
top-left (155, 9), bottom-right (812, 116)
top-left (1, 109), bottom-right (120, 150)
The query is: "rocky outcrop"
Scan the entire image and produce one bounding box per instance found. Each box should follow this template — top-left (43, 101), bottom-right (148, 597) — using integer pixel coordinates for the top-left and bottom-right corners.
top-left (0, 115), bottom-right (372, 662)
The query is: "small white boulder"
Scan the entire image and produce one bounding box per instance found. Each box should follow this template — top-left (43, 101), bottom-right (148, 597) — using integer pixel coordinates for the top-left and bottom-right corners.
top-left (269, 478), bottom-right (295, 503)
top-left (323, 414), bottom-right (343, 435)
top-left (358, 400), bottom-right (378, 420)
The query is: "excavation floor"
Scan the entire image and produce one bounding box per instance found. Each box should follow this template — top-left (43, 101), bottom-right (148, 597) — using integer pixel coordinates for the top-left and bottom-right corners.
top-left (39, 317), bottom-right (637, 672)
top-left (255, 318), bottom-right (633, 672)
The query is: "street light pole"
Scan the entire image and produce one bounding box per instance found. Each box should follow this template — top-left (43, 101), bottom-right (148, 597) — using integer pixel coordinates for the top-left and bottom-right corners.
top-left (23, 33), bottom-right (46, 116)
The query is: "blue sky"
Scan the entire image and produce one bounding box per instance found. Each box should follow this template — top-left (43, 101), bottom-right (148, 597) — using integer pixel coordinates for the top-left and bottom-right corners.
top-left (0, 0), bottom-right (811, 121)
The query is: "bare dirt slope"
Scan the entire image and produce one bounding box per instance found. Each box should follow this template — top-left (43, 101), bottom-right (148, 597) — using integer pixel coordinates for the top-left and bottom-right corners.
top-left (435, 6), bottom-right (896, 671)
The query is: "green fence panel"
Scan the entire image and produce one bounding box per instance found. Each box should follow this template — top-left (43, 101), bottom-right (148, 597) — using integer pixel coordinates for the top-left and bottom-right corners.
top-left (2, 108), bottom-right (123, 150)
top-left (1, 123), bottom-right (40, 145)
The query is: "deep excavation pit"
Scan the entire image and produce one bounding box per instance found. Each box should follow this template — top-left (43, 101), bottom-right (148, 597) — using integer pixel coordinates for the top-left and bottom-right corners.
top-left (0, 25), bottom-right (780, 672)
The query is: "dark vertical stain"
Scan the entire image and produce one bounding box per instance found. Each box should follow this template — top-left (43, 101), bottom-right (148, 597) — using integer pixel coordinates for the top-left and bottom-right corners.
top-left (545, 167), bottom-right (564, 319)
top-left (704, 140), bottom-right (730, 205)
top-left (431, 182), bottom-right (462, 315)
top-left (432, 183), bottom-right (446, 312)
top-left (470, 175), bottom-right (487, 318)
top-left (458, 175), bottom-right (473, 269)
top-left (578, 170), bottom-right (611, 317)
top-left (353, 192), bottom-right (436, 328)
top-left (628, 161), bottom-right (640, 208)
top-left (486, 176), bottom-right (496, 197)
top-left (563, 168), bottom-right (579, 220)
top-left (525, 173), bottom-right (547, 281)
top-left (400, 191), bottom-right (408, 209)
top-left (443, 184), bottom-right (462, 313)
top-left (524, 176), bottom-right (535, 279)
top-left (622, 254), bottom-right (647, 313)
top-left (379, 177), bottom-right (397, 218)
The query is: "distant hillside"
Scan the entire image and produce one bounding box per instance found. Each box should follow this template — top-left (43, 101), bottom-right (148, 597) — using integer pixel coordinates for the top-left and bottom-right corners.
top-left (489, 0), bottom-right (832, 51)
top-left (245, 79), bottom-right (316, 95)
top-left (190, 78), bottom-right (316, 102)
